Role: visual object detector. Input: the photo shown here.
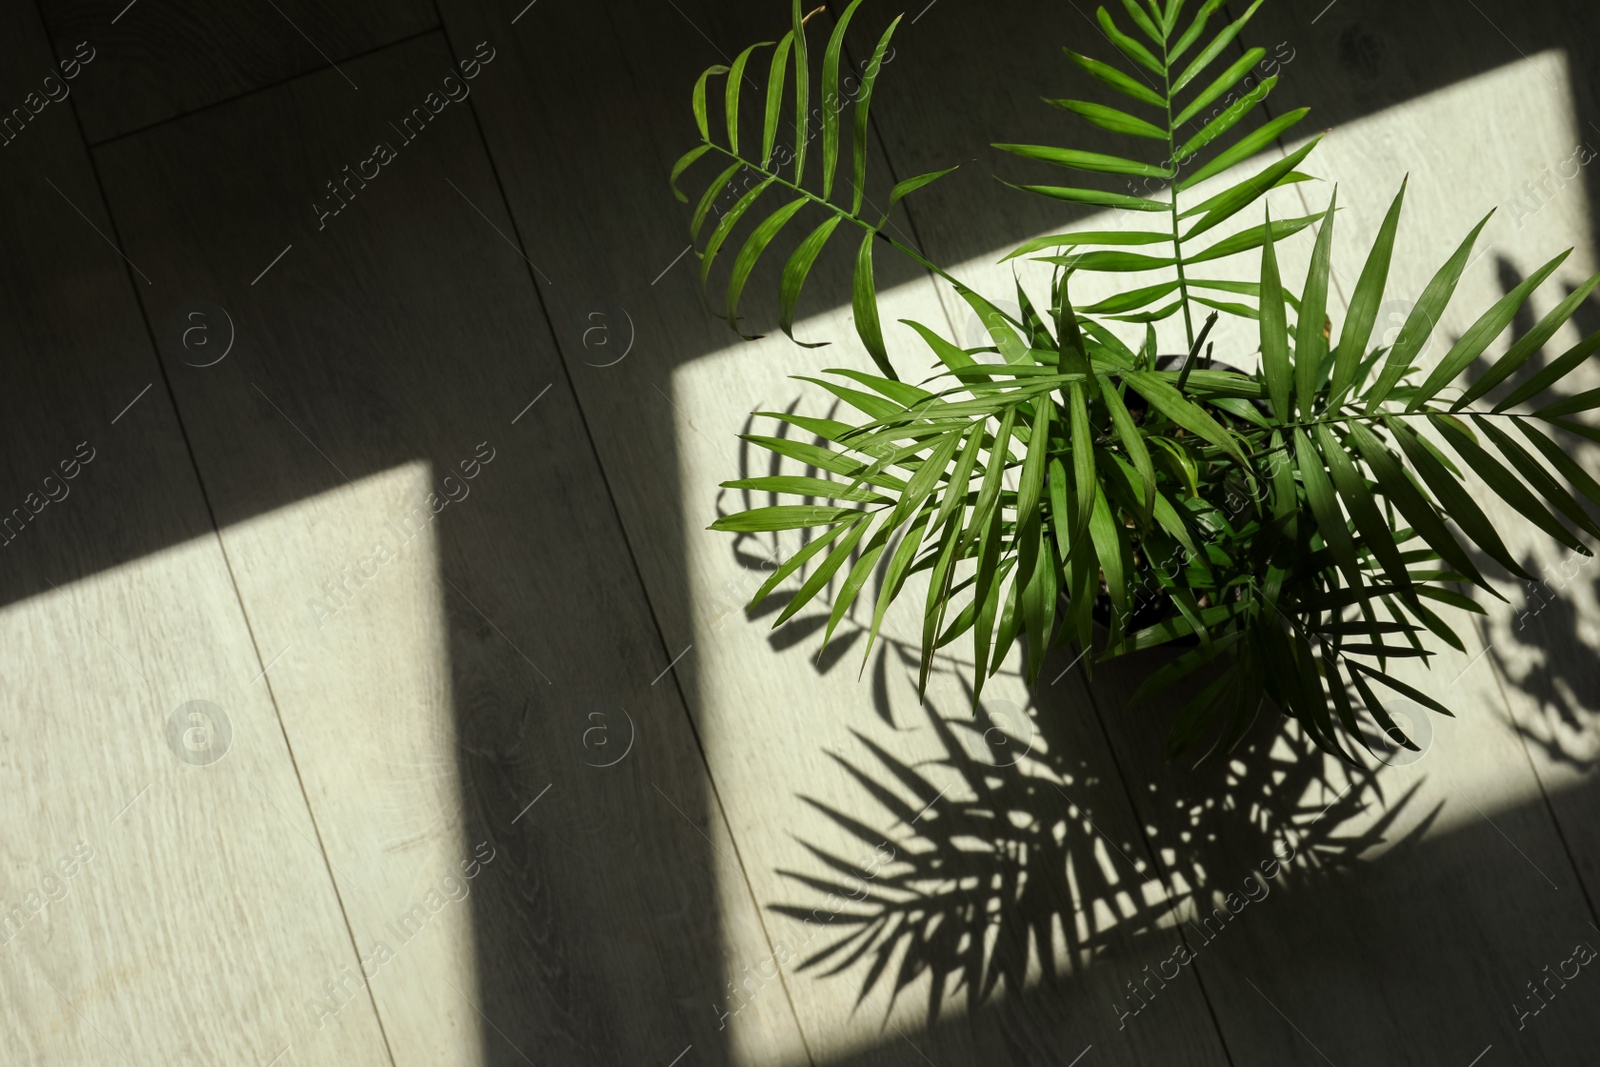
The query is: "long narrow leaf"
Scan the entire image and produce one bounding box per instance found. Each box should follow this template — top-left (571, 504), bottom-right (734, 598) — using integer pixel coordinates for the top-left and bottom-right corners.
top-left (1456, 269), bottom-right (1600, 410)
top-left (693, 64), bottom-right (730, 141)
top-left (1101, 379), bottom-right (1157, 524)
top-left (851, 16), bottom-right (902, 214)
top-left (1179, 108), bottom-right (1308, 190)
top-left (791, 0), bottom-right (810, 183)
top-left (1097, 6), bottom-right (1165, 75)
top-left (862, 505), bottom-right (936, 664)
top-left (995, 143), bottom-right (1170, 178)
top-left (670, 144), bottom-right (713, 203)
top-left (1410, 250), bottom-right (1570, 410)
top-left (1173, 46), bottom-right (1265, 127)
top-left (820, 0), bottom-right (866, 201)
top-left (776, 515), bottom-right (872, 623)
top-left (1331, 179), bottom-right (1406, 403)
top-left (700, 178), bottom-right (776, 288)
top-left (1007, 181), bottom-right (1169, 211)
top-left (1168, 0), bottom-right (1227, 65)
top-left (1123, 369), bottom-right (1251, 469)
top-left (710, 505), bottom-right (863, 532)
top-left (1317, 422), bottom-right (1409, 593)
top-left (726, 197), bottom-right (809, 335)
top-left (779, 215), bottom-right (845, 345)
top-left (1386, 417), bottom-right (1531, 578)
top-left (1474, 417), bottom-right (1600, 541)
top-left (750, 517), bottom-right (854, 608)
top-left (1494, 327), bottom-right (1600, 412)
top-left (1296, 189), bottom-right (1337, 417)
top-left (1048, 98), bottom-right (1168, 139)
top-left (1182, 138), bottom-right (1321, 239)
top-left (1345, 420), bottom-right (1491, 590)
top-left (725, 42), bottom-right (771, 156)
top-left (1065, 49), bottom-right (1165, 108)
top-left (1365, 209), bottom-right (1494, 410)
top-left (1434, 418), bottom-right (1586, 552)
top-left (1186, 212), bottom-right (1318, 265)
top-left (1176, 73), bottom-right (1276, 162)
top-left (1259, 208), bottom-right (1291, 419)
top-left (692, 160), bottom-right (744, 240)
top-left (762, 33), bottom-right (795, 166)
top-left (1172, 0), bottom-right (1264, 92)
top-left (1513, 416), bottom-right (1600, 509)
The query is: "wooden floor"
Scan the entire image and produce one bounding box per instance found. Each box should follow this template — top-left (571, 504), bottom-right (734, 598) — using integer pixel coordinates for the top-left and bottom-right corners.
top-left (3, 0), bottom-right (1599, 1063)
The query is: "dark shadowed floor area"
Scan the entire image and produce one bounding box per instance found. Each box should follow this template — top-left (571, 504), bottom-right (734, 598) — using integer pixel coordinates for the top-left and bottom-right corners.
top-left (2, 0), bottom-right (1599, 1064)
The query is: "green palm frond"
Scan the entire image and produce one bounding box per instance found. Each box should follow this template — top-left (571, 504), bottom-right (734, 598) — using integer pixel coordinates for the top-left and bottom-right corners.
top-left (671, 0), bottom-right (957, 375)
top-left (994, 0), bottom-right (1314, 346)
top-left (677, 0), bottom-right (1600, 763)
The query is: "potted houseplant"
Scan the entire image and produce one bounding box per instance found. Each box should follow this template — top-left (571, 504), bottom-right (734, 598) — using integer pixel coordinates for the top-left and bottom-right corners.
top-left (670, 0), bottom-right (1600, 761)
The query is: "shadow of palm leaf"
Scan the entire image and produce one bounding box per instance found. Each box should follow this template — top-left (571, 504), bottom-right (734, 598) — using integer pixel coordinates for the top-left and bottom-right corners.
top-left (1488, 552), bottom-right (1600, 771)
top-left (770, 647), bottom-right (1437, 1025)
top-left (1460, 259), bottom-right (1600, 769)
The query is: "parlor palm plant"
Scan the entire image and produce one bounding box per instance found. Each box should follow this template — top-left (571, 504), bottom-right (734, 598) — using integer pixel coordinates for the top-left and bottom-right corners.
top-left (670, 0), bottom-right (1600, 761)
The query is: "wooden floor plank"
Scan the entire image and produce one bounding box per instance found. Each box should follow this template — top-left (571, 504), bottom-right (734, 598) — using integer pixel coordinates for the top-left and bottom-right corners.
top-left (1078, 637), bottom-right (1600, 1064)
top-left (427, 0), bottom-right (1600, 1060)
top-left (0, 6), bottom-right (393, 1065)
top-left (34, 0), bottom-right (436, 142)
top-left (864, 3), bottom-right (1600, 1061)
top-left (90, 30), bottom-right (806, 1067)
top-left (657, 306), bottom-right (1238, 1065)
top-left (10, 0), bottom-right (1597, 1063)
top-left (1248, 0), bottom-right (1600, 937)
top-left (427, 0), bottom-right (1238, 1061)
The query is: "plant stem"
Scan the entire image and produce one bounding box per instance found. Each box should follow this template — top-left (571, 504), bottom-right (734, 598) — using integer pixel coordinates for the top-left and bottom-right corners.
top-left (1162, 33), bottom-right (1196, 351)
top-left (1176, 311), bottom-right (1219, 393)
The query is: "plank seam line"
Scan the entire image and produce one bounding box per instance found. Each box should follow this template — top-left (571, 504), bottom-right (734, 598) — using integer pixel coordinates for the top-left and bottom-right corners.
top-left (82, 24), bottom-right (443, 151)
top-left (34, 1), bottom-right (402, 1059)
top-left (1071, 654), bottom-right (1242, 1066)
top-left (428, 4), bottom-right (822, 1061)
top-left (1473, 610), bottom-right (1600, 926)
top-left (825, 0), bottom-right (968, 349)
top-left (835, 0), bottom-right (1240, 1053)
top-left (1247, 0), bottom-right (1600, 935)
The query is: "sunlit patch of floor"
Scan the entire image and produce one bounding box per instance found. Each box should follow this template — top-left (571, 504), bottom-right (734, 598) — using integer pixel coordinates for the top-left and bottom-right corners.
top-left (671, 45), bottom-right (1598, 1065)
top-left (0, 461), bottom-right (483, 1065)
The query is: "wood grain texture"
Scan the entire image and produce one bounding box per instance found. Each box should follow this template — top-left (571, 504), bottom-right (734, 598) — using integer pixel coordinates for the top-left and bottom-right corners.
top-left (426, 0), bottom-right (1237, 1061)
top-left (0, 5), bottom-right (392, 1065)
top-left (34, 0), bottom-right (436, 142)
top-left (1241, 10), bottom-right (1600, 1056)
top-left (6, 0), bottom-right (1598, 1063)
top-left (91, 30), bottom-right (805, 1067)
top-left (666, 293), bottom-right (1236, 1065)
top-left (1046, 2), bottom-right (1600, 1060)
top-left (426, 0), bottom-right (1600, 1060)
top-left (1077, 645), bottom-right (1600, 1064)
